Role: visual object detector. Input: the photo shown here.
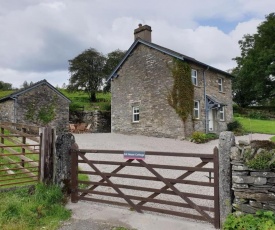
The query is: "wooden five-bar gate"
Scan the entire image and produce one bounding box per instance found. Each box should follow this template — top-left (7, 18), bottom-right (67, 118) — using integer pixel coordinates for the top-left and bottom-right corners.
top-left (0, 122), bottom-right (41, 189)
top-left (71, 147), bottom-right (220, 228)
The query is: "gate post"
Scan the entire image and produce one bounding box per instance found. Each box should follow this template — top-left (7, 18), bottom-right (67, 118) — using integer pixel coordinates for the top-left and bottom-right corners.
top-left (39, 126), bottom-right (56, 184)
top-left (219, 131), bottom-right (235, 226)
top-left (54, 133), bottom-right (77, 195)
top-left (70, 146), bottom-right (78, 203)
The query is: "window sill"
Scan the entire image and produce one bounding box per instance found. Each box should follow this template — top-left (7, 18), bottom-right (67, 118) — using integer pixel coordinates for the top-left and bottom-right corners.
top-left (193, 118), bottom-right (201, 121)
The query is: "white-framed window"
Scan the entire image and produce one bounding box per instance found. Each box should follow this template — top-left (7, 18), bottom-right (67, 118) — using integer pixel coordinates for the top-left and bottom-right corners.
top-left (193, 101), bottom-right (200, 119)
top-left (191, 69), bottom-right (198, 86)
top-left (219, 106), bottom-right (225, 121)
top-left (218, 78), bottom-right (223, 92)
top-left (132, 106), bottom-right (140, 122)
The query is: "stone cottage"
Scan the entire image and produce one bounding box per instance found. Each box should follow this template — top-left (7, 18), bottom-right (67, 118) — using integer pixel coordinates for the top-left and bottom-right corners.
top-left (107, 24), bottom-right (233, 139)
top-left (0, 79), bottom-right (70, 134)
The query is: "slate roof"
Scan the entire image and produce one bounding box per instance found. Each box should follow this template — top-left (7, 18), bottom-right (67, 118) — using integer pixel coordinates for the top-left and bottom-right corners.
top-left (107, 38), bottom-right (233, 82)
top-left (0, 79), bottom-right (71, 103)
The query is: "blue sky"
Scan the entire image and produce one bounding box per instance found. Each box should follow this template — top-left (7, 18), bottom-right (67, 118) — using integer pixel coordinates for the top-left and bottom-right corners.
top-left (0, 0), bottom-right (274, 88)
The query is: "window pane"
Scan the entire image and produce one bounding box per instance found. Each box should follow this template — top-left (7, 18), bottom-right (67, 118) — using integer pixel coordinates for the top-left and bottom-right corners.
top-left (193, 101), bottom-right (199, 119)
top-left (192, 69), bottom-right (197, 86)
top-left (133, 106), bottom-right (140, 122)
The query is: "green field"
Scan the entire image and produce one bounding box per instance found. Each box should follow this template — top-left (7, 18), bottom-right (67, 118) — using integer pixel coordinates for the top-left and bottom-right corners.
top-left (235, 117), bottom-right (275, 135)
top-left (59, 89), bottom-right (111, 111)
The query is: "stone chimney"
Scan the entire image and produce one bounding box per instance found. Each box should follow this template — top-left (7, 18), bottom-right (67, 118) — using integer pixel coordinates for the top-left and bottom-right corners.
top-left (134, 24), bottom-right (152, 42)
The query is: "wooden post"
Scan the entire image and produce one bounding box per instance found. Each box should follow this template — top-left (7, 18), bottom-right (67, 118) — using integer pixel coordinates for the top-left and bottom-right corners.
top-left (71, 145), bottom-right (79, 203)
top-left (21, 127), bottom-right (26, 167)
top-left (1, 126), bottom-right (4, 154)
top-left (39, 126), bottom-right (56, 184)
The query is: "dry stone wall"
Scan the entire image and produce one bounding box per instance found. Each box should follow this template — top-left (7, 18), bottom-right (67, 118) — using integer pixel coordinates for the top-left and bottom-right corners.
top-left (231, 140), bottom-right (275, 214)
top-left (70, 110), bottom-right (111, 133)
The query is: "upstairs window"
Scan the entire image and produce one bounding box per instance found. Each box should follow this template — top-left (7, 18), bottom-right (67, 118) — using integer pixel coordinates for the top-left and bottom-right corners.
top-left (219, 106), bottom-right (225, 121)
top-left (193, 101), bottom-right (200, 119)
top-left (218, 78), bottom-right (223, 92)
top-left (132, 106), bottom-right (139, 122)
top-left (191, 69), bottom-right (198, 86)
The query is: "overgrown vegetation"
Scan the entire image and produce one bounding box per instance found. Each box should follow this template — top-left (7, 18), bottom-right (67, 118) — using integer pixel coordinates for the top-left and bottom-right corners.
top-left (242, 140), bottom-right (275, 171)
top-left (223, 210), bottom-right (275, 230)
top-left (0, 184), bottom-right (71, 230)
top-left (190, 131), bottom-right (218, 143)
top-left (167, 59), bottom-right (194, 123)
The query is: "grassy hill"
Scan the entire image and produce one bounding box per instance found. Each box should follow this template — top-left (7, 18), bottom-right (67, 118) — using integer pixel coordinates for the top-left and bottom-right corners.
top-left (0, 90), bottom-right (14, 99)
top-left (59, 89), bottom-right (111, 111)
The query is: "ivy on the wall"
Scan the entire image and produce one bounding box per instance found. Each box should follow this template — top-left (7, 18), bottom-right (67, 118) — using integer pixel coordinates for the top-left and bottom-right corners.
top-left (25, 95), bottom-right (57, 125)
top-left (167, 59), bottom-right (194, 122)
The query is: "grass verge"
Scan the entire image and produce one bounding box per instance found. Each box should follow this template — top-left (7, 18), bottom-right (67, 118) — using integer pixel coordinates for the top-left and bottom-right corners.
top-left (234, 117), bottom-right (275, 135)
top-left (0, 183), bottom-right (71, 230)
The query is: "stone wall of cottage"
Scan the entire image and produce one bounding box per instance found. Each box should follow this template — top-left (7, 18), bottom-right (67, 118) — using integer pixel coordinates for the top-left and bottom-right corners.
top-left (15, 84), bottom-right (69, 134)
top-left (0, 100), bottom-right (14, 122)
top-left (111, 43), bottom-right (233, 139)
top-left (231, 140), bottom-right (275, 214)
top-left (70, 110), bottom-right (111, 133)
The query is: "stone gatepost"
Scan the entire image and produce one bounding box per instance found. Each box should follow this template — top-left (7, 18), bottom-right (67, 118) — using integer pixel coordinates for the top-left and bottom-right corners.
top-left (219, 131), bottom-right (235, 225)
top-left (54, 133), bottom-right (78, 194)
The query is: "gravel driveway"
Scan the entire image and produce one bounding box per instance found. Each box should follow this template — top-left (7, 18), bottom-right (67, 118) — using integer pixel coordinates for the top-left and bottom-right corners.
top-left (66, 133), bottom-right (273, 230)
top-left (74, 133), bottom-right (273, 153)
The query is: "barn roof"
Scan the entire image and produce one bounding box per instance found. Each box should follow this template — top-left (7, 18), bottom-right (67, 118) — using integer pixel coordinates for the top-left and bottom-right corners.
top-left (0, 79), bottom-right (71, 103)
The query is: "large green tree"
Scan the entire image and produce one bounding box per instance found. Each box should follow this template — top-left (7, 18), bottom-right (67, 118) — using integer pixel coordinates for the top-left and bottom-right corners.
top-left (233, 13), bottom-right (275, 107)
top-left (103, 49), bottom-right (125, 92)
top-left (68, 48), bottom-right (106, 102)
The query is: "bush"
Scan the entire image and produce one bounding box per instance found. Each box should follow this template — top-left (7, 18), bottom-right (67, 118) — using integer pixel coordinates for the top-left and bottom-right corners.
top-left (227, 120), bottom-right (244, 135)
top-left (190, 132), bottom-right (218, 143)
top-left (248, 111), bottom-right (270, 120)
top-left (246, 150), bottom-right (275, 170)
top-left (191, 132), bottom-right (207, 143)
top-left (223, 210), bottom-right (275, 230)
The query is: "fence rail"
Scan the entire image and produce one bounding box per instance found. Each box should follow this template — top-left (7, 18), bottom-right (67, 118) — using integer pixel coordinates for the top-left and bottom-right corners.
top-left (71, 147), bottom-right (220, 228)
top-left (0, 122), bottom-right (41, 189)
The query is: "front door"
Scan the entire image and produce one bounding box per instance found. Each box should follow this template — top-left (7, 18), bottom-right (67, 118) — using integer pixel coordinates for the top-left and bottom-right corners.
top-left (208, 109), bottom-right (214, 132)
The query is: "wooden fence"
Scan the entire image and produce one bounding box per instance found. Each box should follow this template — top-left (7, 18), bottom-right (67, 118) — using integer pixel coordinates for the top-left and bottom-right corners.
top-left (70, 147), bottom-right (220, 228)
top-left (0, 122), bottom-right (41, 188)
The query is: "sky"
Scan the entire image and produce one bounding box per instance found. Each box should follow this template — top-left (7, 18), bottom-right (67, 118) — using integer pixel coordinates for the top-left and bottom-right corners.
top-left (0, 0), bottom-right (274, 89)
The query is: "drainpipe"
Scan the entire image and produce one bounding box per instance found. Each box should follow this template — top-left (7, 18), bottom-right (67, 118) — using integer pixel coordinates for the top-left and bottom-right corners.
top-left (203, 66), bottom-right (209, 133)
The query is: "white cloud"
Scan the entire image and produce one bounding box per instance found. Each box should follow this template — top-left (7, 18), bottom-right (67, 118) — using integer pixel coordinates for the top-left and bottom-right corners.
top-left (0, 0), bottom-right (274, 88)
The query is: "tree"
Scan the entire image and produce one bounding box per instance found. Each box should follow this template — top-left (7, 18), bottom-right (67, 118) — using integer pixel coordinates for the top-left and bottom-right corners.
top-left (232, 13), bottom-right (275, 107)
top-left (68, 48), bottom-right (106, 102)
top-left (0, 81), bottom-right (12, 90)
top-left (103, 49), bottom-right (125, 92)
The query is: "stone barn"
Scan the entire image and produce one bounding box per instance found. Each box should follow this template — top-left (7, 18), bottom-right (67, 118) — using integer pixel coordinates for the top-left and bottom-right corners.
top-left (107, 24), bottom-right (233, 139)
top-left (0, 79), bottom-right (70, 134)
